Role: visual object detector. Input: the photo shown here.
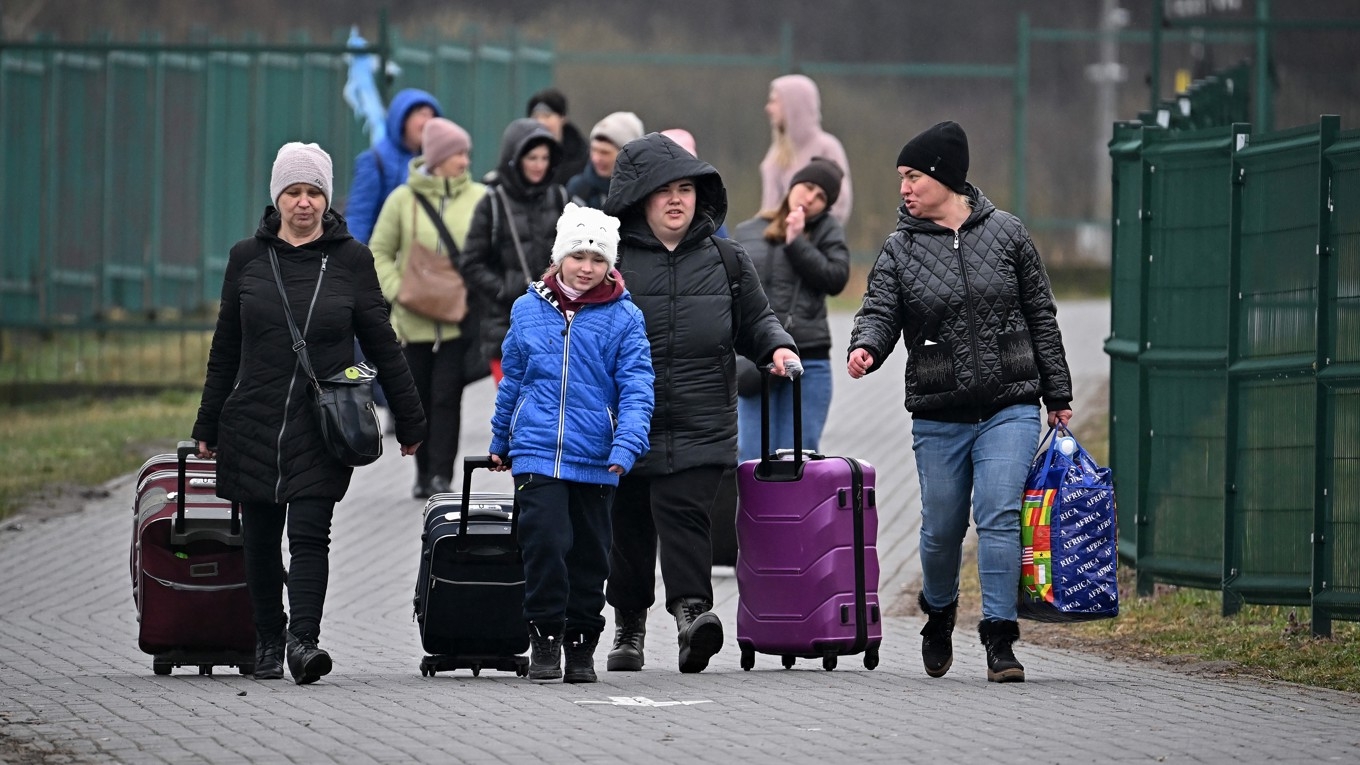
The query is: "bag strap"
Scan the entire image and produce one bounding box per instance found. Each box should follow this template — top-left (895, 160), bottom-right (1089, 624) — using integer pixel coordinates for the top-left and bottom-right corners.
top-left (711, 236), bottom-right (742, 342)
top-left (268, 247), bottom-right (327, 386)
top-left (494, 185), bottom-right (534, 286)
top-left (411, 189), bottom-right (461, 262)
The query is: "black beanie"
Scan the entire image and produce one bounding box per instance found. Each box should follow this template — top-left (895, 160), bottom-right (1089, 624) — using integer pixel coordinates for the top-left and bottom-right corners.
top-left (789, 156), bottom-right (845, 209)
top-left (896, 121), bottom-right (969, 193)
top-left (526, 87), bottom-right (567, 117)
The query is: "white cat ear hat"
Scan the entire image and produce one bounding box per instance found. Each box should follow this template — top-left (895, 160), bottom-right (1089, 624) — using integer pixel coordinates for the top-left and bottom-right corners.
top-left (551, 202), bottom-right (620, 268)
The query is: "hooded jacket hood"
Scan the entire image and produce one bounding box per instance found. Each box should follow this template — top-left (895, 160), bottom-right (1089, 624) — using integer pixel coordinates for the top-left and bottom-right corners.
top-left (771, 74), bottom-right (823, 148)
top-left (383, 89), bottom-right (442, 153)
top-left (495, 118), bottom-right (562, 199)
top-left (254, 206), bottom-right (355, 246)
top-left (602, 132), bottom-right (727, 246)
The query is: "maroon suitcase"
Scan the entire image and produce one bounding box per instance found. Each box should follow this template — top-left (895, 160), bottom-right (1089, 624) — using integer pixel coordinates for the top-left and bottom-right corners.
top-left (130, 441), bottom-right (254, 675)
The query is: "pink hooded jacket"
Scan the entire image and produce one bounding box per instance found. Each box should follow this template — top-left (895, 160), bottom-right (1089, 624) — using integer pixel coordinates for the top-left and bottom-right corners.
top-left (759, 74), bottom-right (853, 224)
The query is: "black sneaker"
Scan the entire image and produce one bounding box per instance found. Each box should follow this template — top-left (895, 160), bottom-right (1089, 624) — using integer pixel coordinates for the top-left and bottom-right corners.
top-left (527, 623), bottom-right (563, 682)
top-left (563, 634), bottom-right (599, 684)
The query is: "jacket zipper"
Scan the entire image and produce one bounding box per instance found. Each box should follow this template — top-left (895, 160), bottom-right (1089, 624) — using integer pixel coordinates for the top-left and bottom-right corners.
top-left (274, 254), bottom-right (328, 503)
top-left (952, 230), bottom-right (984, 399)
top-left (555, 312), bottom-right (573, 475)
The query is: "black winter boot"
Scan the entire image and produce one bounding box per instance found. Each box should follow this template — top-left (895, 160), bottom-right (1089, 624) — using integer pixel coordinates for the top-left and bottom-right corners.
top-left (670, 598), bottom-right (723, 674)
top-left (563, 633), bottom-right (599, 684)
top-left (527, 623), bottom-right (563, 682)
top-left (606, 608), bottom-right (647, 672)
top-left (979, 619), bottom-right (1026, 683)
top-left (918, 593), bottom-right (958, 678)
top-left (285, 631), bottom-right (332, 685)
top-left (253, 631), bottom-right (286, 680)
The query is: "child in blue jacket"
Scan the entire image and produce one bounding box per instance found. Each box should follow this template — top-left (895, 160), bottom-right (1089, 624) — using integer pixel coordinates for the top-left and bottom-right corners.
top-left (489, 203), bottom-right (654, 683)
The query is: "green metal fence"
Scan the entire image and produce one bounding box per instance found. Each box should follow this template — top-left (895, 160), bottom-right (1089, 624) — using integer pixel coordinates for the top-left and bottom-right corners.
top-left (0, 29), bottom-right (550, 330)
top-left (1106, 115), bottom-right (1360, 634)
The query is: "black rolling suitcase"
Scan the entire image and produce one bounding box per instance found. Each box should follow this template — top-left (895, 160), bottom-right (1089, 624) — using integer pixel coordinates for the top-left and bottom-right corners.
top-left (414, 456), bottom-right (529, 677)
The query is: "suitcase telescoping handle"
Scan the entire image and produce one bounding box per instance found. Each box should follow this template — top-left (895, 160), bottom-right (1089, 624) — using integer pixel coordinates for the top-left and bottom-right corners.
top-left (176, 440), bottom-right (240, 537)
top-left (460, 455), bottom-right (520, 539)
top-left (759, 360), bottom-right (804, 472)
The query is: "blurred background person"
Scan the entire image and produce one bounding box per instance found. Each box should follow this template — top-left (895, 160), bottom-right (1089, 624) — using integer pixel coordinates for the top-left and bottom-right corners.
top-left (527, 87), bottom-right (588, 185)
top-left (568, 110), bottom-right (644, 209)
top-left (760, 74), bottom-right (852, 226)
top-left (734, 156), bottom-right (850, 463)
top-left (462, 118), bottom-right (567, 384)
top-left (369, 117), bottom-right (486, 498)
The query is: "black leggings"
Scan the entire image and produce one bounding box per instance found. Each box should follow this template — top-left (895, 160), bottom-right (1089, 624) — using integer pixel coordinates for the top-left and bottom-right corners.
top-left (403, 339), bottom-right (468, 484)
top-left (241, 498), bottom-right (335, 643)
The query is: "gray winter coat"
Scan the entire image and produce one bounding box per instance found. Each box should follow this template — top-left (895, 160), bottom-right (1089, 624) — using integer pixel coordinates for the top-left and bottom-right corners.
top-left (603, 133), bottom-right (796, 474)
top-left (849, 186), bottom-right (1071, 421)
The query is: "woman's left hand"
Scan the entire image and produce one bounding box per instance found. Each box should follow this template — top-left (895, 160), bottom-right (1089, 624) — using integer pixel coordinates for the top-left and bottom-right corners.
top-left (1047, 409), bottom-right (1073, 428)
top-left (400, 442), bottom-right (422, 457)
top-left (770, 348), bottom-right (802, 377)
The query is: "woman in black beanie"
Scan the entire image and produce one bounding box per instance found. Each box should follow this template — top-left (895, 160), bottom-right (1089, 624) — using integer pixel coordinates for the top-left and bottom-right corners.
top-left (846, 121), bottom-right (1073, 683)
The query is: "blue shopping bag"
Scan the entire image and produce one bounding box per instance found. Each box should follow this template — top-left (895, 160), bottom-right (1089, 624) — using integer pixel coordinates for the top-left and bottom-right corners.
top-left (1018, 424), bottom-right (1119, 622)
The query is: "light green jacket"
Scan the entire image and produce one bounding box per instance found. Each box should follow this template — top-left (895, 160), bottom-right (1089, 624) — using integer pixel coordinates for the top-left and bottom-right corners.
top-left (370, 157), bottom-right (487, 344)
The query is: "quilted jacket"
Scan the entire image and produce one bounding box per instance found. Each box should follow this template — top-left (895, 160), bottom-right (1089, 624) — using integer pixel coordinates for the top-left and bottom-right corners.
top-left (489, 279), bottom-right (654, 486)
top-left (849, 186), bottom-right (1071, 421)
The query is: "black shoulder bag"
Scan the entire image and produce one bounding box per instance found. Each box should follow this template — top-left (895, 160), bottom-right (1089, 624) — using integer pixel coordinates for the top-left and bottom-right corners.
top-left (268, 248), bottom-right (384, 467)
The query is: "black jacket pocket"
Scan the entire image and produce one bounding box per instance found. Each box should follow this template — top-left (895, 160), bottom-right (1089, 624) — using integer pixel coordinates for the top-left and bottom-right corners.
top-left (999, 330), bottom-right (1039, 384)
top-left (911, 338), bottom-right (956, 395)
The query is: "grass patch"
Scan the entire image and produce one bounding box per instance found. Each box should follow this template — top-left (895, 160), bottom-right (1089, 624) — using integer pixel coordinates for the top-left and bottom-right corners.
top-left (0, 391), bottom-right (200, 520)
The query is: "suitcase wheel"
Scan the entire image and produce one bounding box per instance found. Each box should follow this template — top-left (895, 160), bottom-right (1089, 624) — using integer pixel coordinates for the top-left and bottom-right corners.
top-left (470, 663), bottom-right (482, 677)
top-left (515, 657), bottom-right (529, 677)
top-left (153, 660), bottom-right (173, 676)
top-left (863, 647), bottom-right (879, 671)
top-left (740, 647), bottom-right (755, 671)
top-left (419, 658), bottom-right (435, 677)
top-left (239, 664), bottom-right (255, 675)
top-left (822, 654), bottom-right (837, 672)
top-left (781, 655), bottom-right (795, 670)
top-left (199, 665), bottom-right (213, 676)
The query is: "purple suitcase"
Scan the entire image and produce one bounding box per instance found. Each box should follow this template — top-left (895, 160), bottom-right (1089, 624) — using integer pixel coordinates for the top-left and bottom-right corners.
top-left (735, 367), bottom-right (881, 671)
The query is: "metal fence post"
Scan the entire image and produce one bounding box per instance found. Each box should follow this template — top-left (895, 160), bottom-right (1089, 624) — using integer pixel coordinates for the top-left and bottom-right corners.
top-left (1012, 12), bottom-right (1030, 220)
top-left (1312, 114), bottom-right (1341, 637)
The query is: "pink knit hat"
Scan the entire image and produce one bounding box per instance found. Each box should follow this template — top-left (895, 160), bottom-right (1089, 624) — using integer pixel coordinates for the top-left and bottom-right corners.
top-left (421, 118), bottom-right (471, 169)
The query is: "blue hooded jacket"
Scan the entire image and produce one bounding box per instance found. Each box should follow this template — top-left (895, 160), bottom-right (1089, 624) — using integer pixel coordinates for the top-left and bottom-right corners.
top-left (489, 279), bottom-right (654, 486)
top-left (345, 88), bottom-right (442, 243)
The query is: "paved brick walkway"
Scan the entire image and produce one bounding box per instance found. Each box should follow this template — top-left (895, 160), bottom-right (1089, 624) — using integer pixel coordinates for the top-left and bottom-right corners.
top-left (2, 300), bottom-right (1358, 764)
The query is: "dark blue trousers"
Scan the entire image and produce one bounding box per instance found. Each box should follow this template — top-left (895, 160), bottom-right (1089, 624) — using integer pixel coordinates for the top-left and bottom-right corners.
top-left (515, 473), bottom-right (615, 639)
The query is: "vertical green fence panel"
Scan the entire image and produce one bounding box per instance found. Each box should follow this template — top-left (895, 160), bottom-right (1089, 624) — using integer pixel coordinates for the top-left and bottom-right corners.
top-left (472, 44), bottom-right (514, 179)
top-left (50, 52), bottom-right (105, 318)
top-left (1106, 122), bottom-right (1146, 562)
top-left (301, 52), bottom-right (364, 205)
top-left (202, 53), bottom-right (254, 303)
top-left (1226, 123), bottom-right (1329, 606)
top-left (1319, 130), bottom-right (1360, 624)
top-left (0, 53), bottom-right (46, 322)
top-left (156, 54), bottom-right (206, 311)
top-left (515, 44), bottom-right (553, 114)
top-left (104, 52), bottom-right (153, 314)
top-left (434, 44), bottom-right (474, 128)
top-left (1137, 125), bottom-right (1243, 588)
top-left (255, 53), bottom-right (307, 199)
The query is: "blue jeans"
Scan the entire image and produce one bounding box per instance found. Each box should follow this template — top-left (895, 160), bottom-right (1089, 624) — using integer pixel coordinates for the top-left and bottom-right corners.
top-left (912, 404), bottom-right (1041, 622)
top-left (737, 359), bottom-right (832, 463)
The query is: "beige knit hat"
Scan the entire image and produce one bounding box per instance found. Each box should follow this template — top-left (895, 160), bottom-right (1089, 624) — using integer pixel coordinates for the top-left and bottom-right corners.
top-left (269, 142), bottom-right (333, 209)
top-left (552, 203), bottom-right (620, 267)
top-left (590, 111), bottom-right (645, 150)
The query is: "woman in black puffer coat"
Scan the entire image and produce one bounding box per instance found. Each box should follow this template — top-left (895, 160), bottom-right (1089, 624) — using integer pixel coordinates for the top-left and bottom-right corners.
top-left (847, 122), bottom-right (1071, 686)
top-left (461, 118), bottom-right (567, 382)
top-left (193, 142), bottom-right (426, 685)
